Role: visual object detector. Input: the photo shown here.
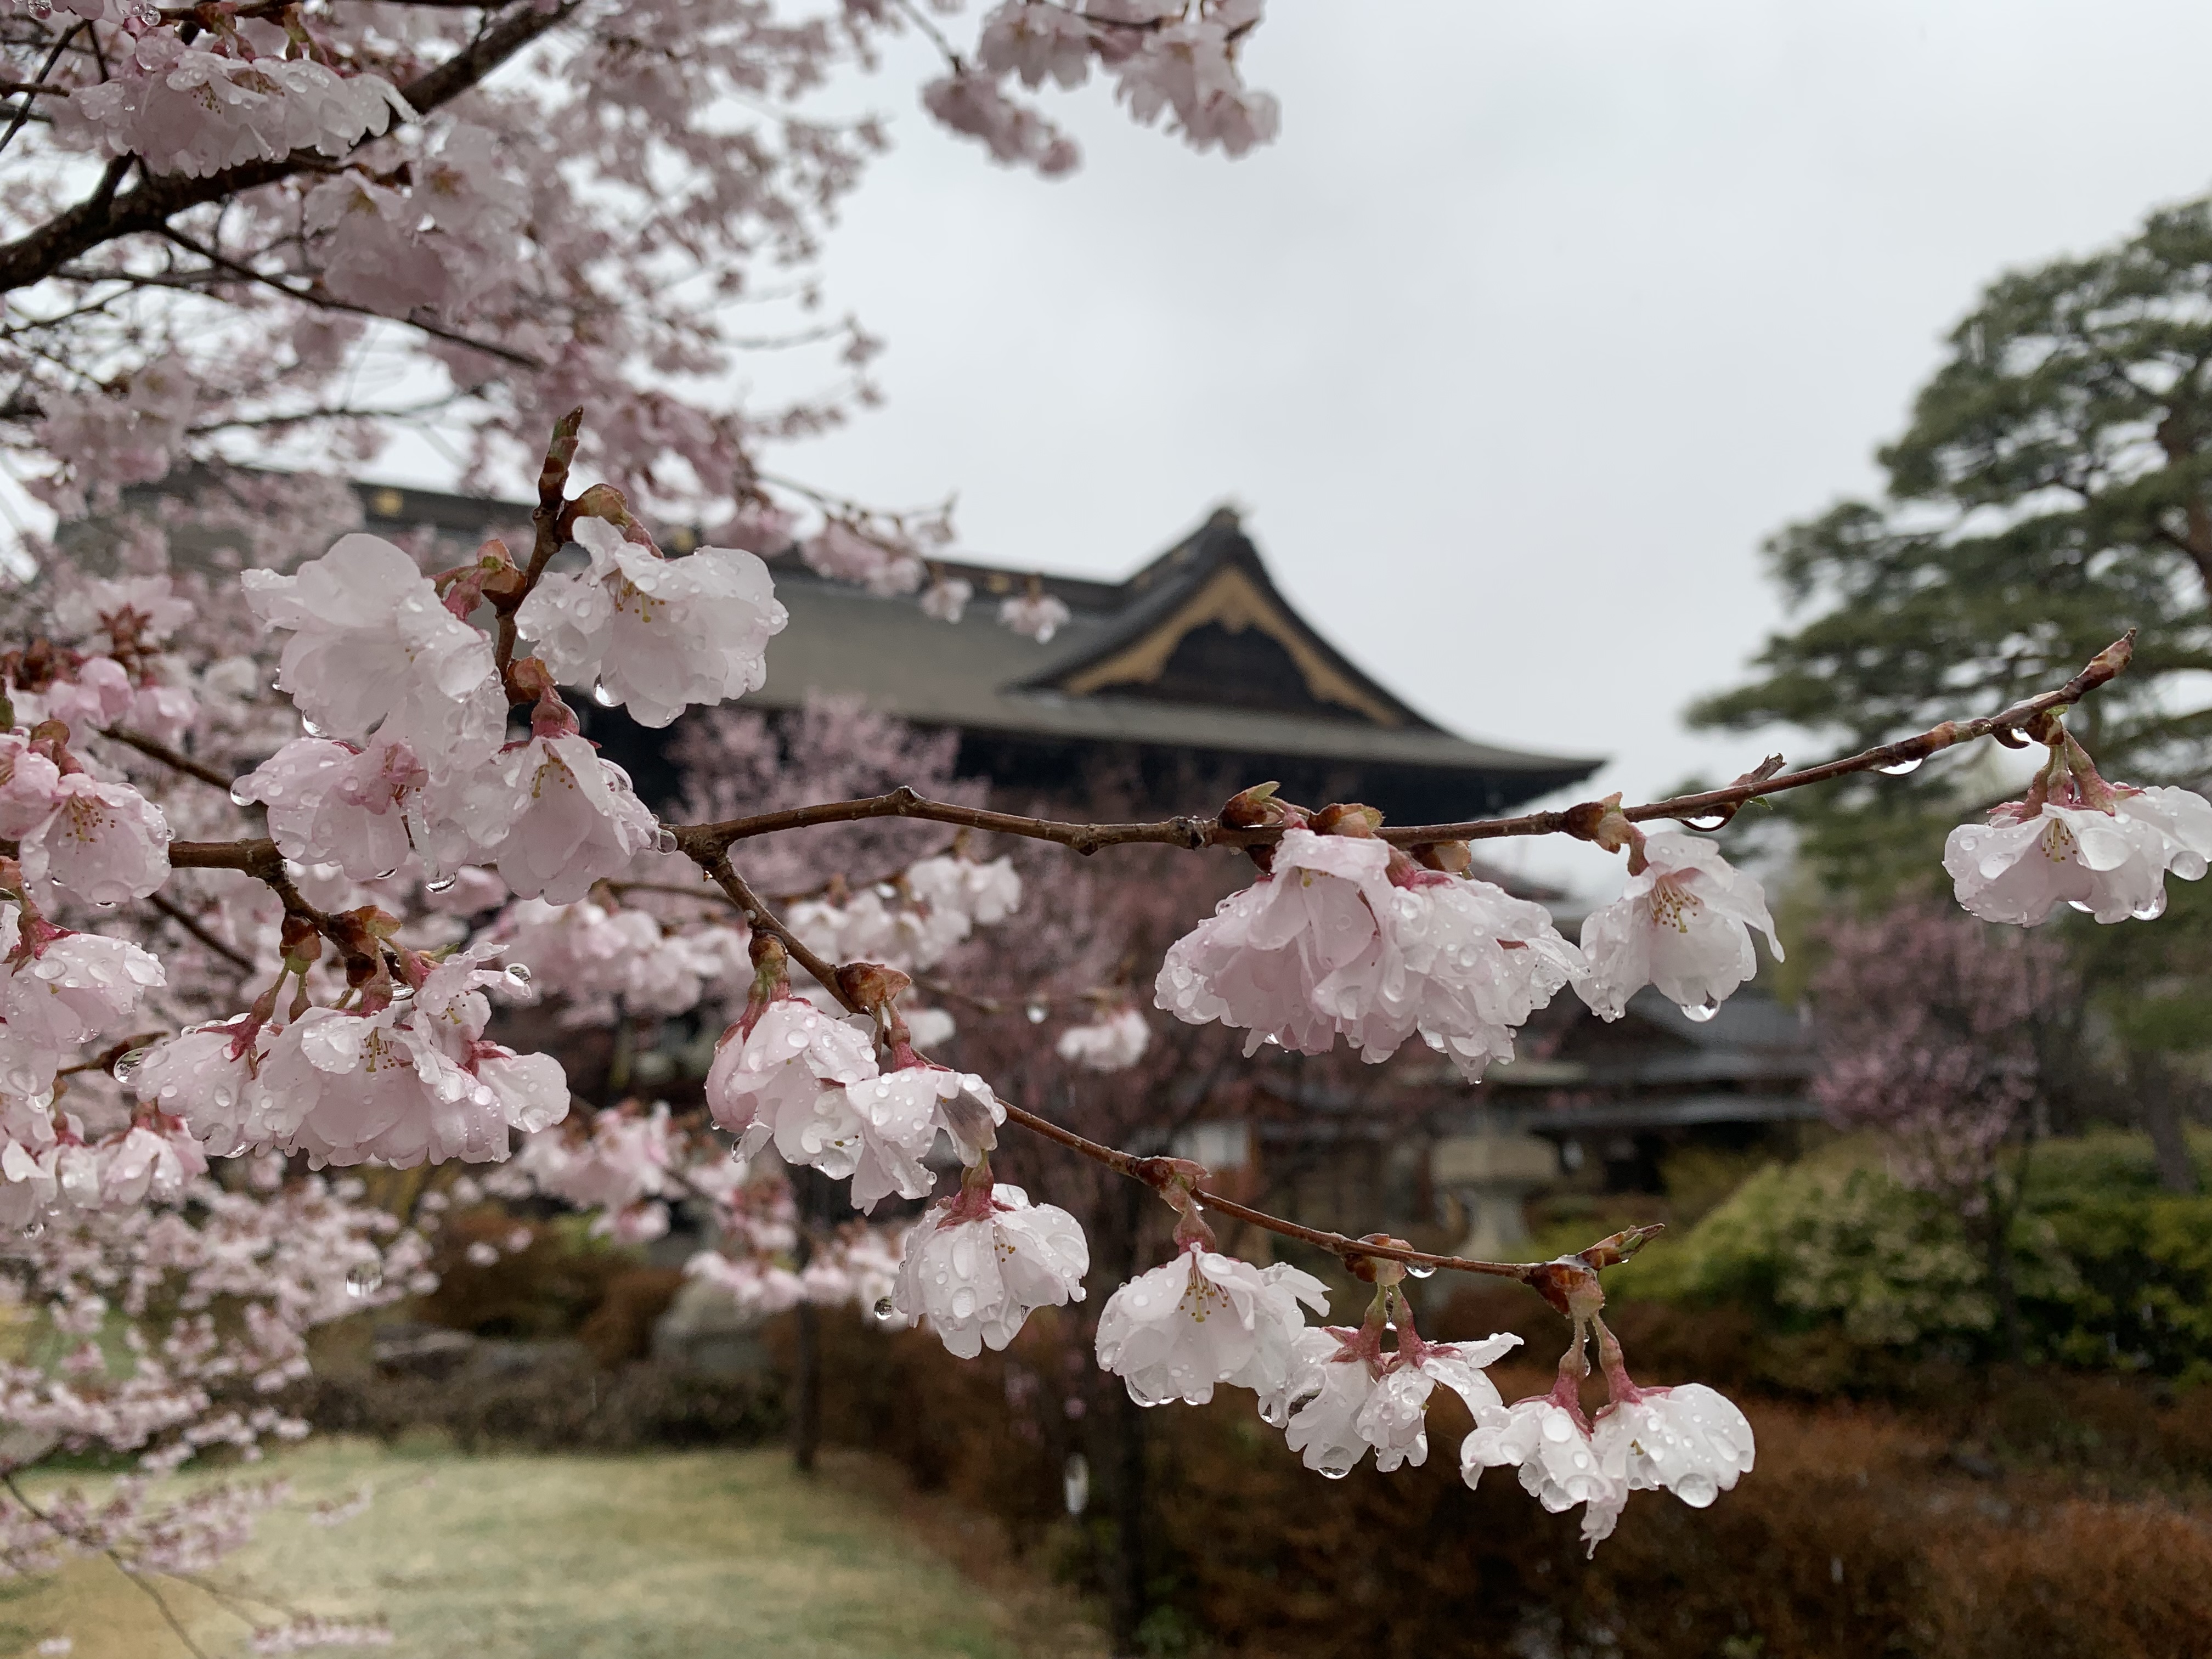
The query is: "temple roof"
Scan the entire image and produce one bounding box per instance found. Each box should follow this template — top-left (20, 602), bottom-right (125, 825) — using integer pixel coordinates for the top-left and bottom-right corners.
top-left (333, 482), bottom-right (1600, 820)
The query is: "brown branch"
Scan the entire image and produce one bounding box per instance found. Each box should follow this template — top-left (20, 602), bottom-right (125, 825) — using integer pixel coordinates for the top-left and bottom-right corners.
top-left (0, 2), bottom-right (575, 295)
top-left (495, 407), bottom-right (583, 685)
top-left (169, 838), bottom-right (283, 877)
top-left (684, 843), bottom-right (1550, 1284)
top-left (145, 891), bottom-right (256, 973)
top-left (103, 726), bottom-right (238, 794)
top-left (674, 631), bottom-right (2138, 856)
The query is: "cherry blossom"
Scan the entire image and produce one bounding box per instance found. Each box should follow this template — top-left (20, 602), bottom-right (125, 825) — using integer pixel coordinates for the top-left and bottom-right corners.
top-left (708, 998), bottom-right (881, 1167)
top-left (0, 736), bottom-right (64, 838)
top-left (888, 1180), bottom-right (1090, 1358)
top-left (241, 535), bottom-right (503, 769)
top-left (1591, 1383), bottom-right (1756, 1510)
top-left (1462, 1398), bottom-right (1628, 1554)
top-left (516, 517), bottom-right (789, 728)
top-left (1281, 1329), bottom-right (1521, 1477)
top-left (1577, 831), bottom-right (1781, 1021)
top-left (2, 927), bottom-right (165, 1053)
top-left (475, 731), bottom-right (662, 905)
top-left (1945, 783), bottom-right (2212, 925)
top-left (232, 737), bottom-right (427, 882)
top-left (998, 591), bottom-right (1073, 642)
top-left (843, 1064), bottom-right (1007, 1211)
top-left (19, 772), bottom-right (173, 908)
top-left (1056, 1006), bottom-right (1152, 1071)
top-left (1095, 1248), bottom-right (1329, 1407)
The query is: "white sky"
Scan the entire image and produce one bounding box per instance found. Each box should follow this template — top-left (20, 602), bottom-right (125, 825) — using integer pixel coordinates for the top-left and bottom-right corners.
top-left (709, 0), bottom-right (2212, 895)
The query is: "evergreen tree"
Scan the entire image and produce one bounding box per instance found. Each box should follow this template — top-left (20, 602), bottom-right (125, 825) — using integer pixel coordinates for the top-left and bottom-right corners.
top-left (1696, 195), bottom-right (2212, 1186)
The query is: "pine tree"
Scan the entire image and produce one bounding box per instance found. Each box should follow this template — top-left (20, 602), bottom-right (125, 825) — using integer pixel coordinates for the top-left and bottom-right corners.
top-left (1696, 195), bottom-right (2212, 1187)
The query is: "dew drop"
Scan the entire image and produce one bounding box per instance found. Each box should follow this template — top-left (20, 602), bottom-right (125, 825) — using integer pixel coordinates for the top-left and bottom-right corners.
top-left (1876, 756), bottom-right (1923, 776)
top-left (503, 963), bottom-right (533, 988)
top-left (872, 1296), bottom-right (898, 1322)
top-left (91, 901), bottom-right (115, 912)
top-left (229, 783), bottom-right (255, 808)
top-left (1681, 812), bottom-right (1730, 831)
top-left (2131, 894), bottom-right (2169, 921)
top-left (19, 1221), bottom-right (43, 1240)
top-left (1024, 1002), bottom-right (1047, 1025)
top-left (1319, 1465), bottom-right (1350, 1481)
top-left (1679, 997), bottom-right (1721, 1023)
top-left (591, 683), bottom-right (618, 708)
top-left (654, 828), bottom-right (679, 854)
top-left (425, 876), bottom-right (458, 894)
top-left (300, 716), bottom-right (326, 738)
top-left (374, 868), bottom-right (398, 882)
top-left (345, 1262), bottom-right (383, 1299)
top-left (1406, 1262), bottom-right (1436, 1280)
top-left (2067, 899), bottom-right (2095, 914)
top-left (111, 1045), bottom-right (154, 1086)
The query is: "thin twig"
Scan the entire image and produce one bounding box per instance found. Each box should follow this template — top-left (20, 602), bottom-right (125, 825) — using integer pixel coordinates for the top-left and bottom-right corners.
top-left (146, 891), bottom-right (256, 973)
top-left (103, 726), bottom-right (238, 794)
top-left (2, 1473), bottom-right (213, 1659)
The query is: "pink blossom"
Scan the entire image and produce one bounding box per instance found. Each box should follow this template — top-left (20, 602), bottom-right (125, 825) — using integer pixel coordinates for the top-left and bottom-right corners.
top-left (1945, 784), bottom-right (2212, 925)
top-left (707, 999), bottom-right (881, 1165)
top-left (516, 517), bottom-right (788, 728)
top-left (998, 590), bottom-right (1073, 641)
top-left (888, 1182), bottom-right (1089, 1358)
top-left (477, 734), bottom-right (662, 904)
top-left (0, 736), bottom-right (64, 838)
top-left (1279, 1329), bottom-right (1521, 1476)
top-left (3, 928), bottom-right (165, 1052)
top-left (241, 534), bottom-right (503, 771)
top-left (1056, 1006), bottom-right (1150, 1071)
top-left (100, 1119), bottom-right (207, 1206)
top-left (233, 737), bottom-right (426, 882)
top-left (1095, 1248), bottom-right (1328, 1407)
top-left (1577, 831), bottom-right (1781, 1020)
top-left (20, 773), bottom-right (172, 907)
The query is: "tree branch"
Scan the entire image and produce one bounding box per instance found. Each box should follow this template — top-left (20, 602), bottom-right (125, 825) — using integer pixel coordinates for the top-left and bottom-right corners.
top-left (0, 2), bottom-right (575, 295)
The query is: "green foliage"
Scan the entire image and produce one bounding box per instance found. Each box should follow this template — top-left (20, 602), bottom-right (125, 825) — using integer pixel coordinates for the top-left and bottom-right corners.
top-left (1614, 1134), bottom-right (2212, 1380)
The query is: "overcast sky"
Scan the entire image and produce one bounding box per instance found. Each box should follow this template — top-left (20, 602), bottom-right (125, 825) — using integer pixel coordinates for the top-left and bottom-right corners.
top-left (356, 1), bottom-right (2212, 895)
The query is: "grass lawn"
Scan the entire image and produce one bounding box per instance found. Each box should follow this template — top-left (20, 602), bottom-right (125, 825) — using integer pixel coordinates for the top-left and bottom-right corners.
top-left (0, 1438), bottom-right (1106, 1659)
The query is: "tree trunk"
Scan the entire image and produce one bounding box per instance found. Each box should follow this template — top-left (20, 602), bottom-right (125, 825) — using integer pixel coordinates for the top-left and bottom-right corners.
top-left (2132, 1053), bottom-right (2202, 1194)
top-left (1095, 1174), bottom-right (1149, 1657)
top-left (791, 1299), bottom-right (822, 1474)
top-left (1981, 1172), bottom-right (2025, 1365)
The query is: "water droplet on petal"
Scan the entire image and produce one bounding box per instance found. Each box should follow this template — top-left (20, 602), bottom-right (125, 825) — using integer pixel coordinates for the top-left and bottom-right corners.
top-left (2131, 893), bottom-right (2168, 921)
top-left (873, 1296), bottom-right (898, 1322)
top-left (301, 716), bottom-right (326, 739)
top-left (1680, 997), bottom-right (1720, 1023)
top-left (111, 1046), bottom-right (154, 1085)
top-left (654, 828), bottom-right (679, 854)
top-left (591, 683), bottom-right (618, 707)
top-left (504, 963), bottom-right (533, 988)
top-left (374, 868), bottom-right (398, 881)
top-left (426, 876), bottom-right (458, 894)
top-left (229, 783), bottom-right (254, 808)
top-left (2067, 899), bottom-right (2095, 914)
top-left (19, 1221), bottom-right (43, 1240)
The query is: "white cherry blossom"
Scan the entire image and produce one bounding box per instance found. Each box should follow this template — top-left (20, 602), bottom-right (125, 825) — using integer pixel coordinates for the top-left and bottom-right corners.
top-left (233, 737), bottom-right (426, 882)
top-left (1096, 1249), bottom-right (1328, 1407)
top-left (50, 574), bottom-right (194, 651)
top-left (515, 517), bottom-right (788, 728)
top-left (1578, 832), bottom-right (1781, 1021)
top-left (888, 1182), bottom-right (1090, 1358)
top-left (19, 774), bottom-right (172, 908)
top-left (1280, 1331), bottom-right (1520, 1476)
top-left (129, 1022), bottom-right (274, 1156)
top-left (241, 534), bottom-right (503, 770)
top-left (100, 1120), bottom-right (207, 1207)
top-left (999, 591), bottom-right (1071, 642)
top-left (842, 1065), bottom-right (1006, 1211)
top-left (478, 733), bottom-right (662, 905)
top-left (1944, 785), bottom-right (2212, 926)
top-left (1155, 828), bottom-right (1391, 1056)
top-left (708, 1000), bottom-right (881, 1168)
top-left (1591, 1383), bottom-right (1756, 1509)
top-left (2, 929), bottom-right (165, 1053)
top-left (1056, 1007), bottom-right (1151, 1071)
top-left (0, 736), bottom-right (64, 838)
top-left (1462, 1398), bottom-right (1628, 1554)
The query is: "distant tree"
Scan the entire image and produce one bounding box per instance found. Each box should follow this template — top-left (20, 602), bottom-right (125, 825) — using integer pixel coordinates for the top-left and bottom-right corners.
top-left (1695, 196), bottom-right (2212, 1177)
top-left (1810, 903), bottom-right (2081, 1359)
